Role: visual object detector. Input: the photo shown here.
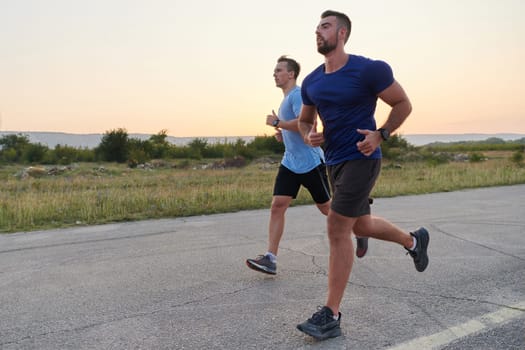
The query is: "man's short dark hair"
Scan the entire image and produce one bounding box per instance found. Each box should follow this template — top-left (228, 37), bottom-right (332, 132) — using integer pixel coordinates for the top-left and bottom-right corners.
top-left (277, 55), bottom-right (301, 79)
top-left (321, 10), bottom-right (352, 43)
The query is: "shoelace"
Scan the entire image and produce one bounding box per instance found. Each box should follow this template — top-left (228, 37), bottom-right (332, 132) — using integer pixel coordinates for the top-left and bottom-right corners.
top-left (309, 306), bottom-right (330, 324)
top-left (406, 249), bottom-right (418, 258)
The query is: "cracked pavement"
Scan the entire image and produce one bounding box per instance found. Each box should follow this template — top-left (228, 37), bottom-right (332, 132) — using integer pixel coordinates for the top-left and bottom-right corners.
top-left (1, 185), bottom-right (524, 349)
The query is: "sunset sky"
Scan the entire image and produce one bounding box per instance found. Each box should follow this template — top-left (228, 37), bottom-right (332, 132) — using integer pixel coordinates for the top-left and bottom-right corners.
top-left (1, 0), bottom-right (524, 138)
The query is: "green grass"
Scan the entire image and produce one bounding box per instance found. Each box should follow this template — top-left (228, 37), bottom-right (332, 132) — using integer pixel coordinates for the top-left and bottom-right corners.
top-left (1, 151), bottom-right (524, 233)
top-left (375, 158), bottom-right (525, 196)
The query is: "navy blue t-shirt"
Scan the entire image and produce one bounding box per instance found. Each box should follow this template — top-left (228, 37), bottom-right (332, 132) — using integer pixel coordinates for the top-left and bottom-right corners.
top-left (301, 54), bottom-right (394, 165)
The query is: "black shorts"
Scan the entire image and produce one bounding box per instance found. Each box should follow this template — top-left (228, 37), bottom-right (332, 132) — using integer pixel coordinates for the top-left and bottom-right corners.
top-left (273, 163), bottom-right (331, 204)
top-left (328, 159), bottom-right (381, 217)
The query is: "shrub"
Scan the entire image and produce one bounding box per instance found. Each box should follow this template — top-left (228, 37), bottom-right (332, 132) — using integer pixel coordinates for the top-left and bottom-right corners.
top-left (21, 143), bottom-right (49, 163)
top-left (511, 148), bottom-right (524, 166)
top-left (469, 152), bottom-right (485, 163)
top-left (96, 128), bottom-right (129, 163)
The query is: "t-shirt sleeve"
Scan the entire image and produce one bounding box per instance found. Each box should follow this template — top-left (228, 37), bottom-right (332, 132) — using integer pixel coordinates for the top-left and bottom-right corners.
top-left (301, 84), bottom-right (314, 106)
top-left (362, 60), bottom-right (394, 95)
top-left (290, 89), bottom-right (303, 117)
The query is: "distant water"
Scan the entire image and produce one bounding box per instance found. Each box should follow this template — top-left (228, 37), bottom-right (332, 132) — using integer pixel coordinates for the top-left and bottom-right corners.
top-left (0, 131), bottom-right (524, 148)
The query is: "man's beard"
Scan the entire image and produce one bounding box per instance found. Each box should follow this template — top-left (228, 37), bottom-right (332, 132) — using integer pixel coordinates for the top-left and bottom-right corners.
top-left (317, 37), bottom-right (337, 55)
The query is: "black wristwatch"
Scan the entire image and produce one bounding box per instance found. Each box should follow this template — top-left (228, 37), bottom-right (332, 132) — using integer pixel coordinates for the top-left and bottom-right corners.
top-left (378, 128), bottom-right (390, 141)
top-left (272, 118), bottom-right (280, 127)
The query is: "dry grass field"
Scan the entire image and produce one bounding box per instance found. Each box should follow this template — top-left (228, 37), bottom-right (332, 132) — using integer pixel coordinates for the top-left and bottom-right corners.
top-left (1, 151), bottom-right (524, 233)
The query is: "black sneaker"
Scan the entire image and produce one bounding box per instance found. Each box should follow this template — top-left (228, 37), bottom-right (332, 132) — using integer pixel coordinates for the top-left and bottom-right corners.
top-left (355, 236), bottom-right (368, 258)
top-left (406, 227), bottom-right (429, 272)
top-left (246, 254), bottom-right (276, 275)
top-left (297, 306), bottom-right (342, 340)
top-left (355, 197), bottom-right (373, 258)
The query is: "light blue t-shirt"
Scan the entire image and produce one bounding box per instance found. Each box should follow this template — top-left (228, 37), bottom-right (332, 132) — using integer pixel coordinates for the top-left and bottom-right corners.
top-left (279, 86), bottom-right (325, 174)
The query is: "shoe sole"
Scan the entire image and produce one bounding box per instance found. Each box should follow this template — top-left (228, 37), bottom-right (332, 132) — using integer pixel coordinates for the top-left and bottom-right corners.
top-left (245, 260), bottom-right (276, 275)
top-left (296, 324), bottom-right (342, 340)
top-left (356, 237), bottom-right (368, 258)
top-left (414, 228), bottom-right (429, 272)
top-left (355, 199), bottom-right (373, 258)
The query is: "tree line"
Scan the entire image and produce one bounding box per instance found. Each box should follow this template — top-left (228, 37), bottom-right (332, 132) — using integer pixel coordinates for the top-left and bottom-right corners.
top-left (0, 129), bottom-right (286, 166)
top-left (1, 128), bottom-right (523, 166)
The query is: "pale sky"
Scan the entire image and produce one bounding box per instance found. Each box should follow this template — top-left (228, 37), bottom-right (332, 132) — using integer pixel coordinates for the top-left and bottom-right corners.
top-left (1, 0), bottom-right (524, 137)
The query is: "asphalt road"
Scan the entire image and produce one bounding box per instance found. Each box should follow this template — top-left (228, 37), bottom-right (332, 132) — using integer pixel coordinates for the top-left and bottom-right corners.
top-left (1, 185), bottom-right (524, 349)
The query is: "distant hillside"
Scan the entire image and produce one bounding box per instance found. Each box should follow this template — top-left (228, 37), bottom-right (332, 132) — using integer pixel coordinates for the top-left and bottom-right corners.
top-left (403, 133), bottom-right (525, 146)
top-left (1, 131), bottom-right (524, 149)
top-left (0, 131), bottom-right (255, 149)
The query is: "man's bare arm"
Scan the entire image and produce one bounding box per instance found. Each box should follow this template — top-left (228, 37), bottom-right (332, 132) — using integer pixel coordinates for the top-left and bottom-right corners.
top-left (298, 104), bottom-right (324, 147)
top-left (357, 81), bottom-right (412, 156)
top-left (377, 80), bottom-right (412, 133)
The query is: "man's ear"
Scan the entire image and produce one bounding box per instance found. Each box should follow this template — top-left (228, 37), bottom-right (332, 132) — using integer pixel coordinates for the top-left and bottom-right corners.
top-left (339, 27), bottom-right (346, 39)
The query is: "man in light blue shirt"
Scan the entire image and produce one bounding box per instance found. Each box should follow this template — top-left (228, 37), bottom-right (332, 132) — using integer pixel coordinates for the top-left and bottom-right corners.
top-left (246, 56), bottom-right (368, 275)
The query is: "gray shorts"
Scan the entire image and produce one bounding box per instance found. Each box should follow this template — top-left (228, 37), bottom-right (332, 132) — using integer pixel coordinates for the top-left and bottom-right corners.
top-left (328, 159), bottom-right (381, 217)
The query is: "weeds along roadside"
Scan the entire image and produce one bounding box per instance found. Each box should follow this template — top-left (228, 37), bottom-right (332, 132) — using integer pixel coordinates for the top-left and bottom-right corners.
top-left (1, 151), bottom-right (524, 233)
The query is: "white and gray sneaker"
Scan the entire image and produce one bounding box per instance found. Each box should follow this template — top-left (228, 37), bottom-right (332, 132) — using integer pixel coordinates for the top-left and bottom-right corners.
top-left (246, 254), bottom-right (276, 275)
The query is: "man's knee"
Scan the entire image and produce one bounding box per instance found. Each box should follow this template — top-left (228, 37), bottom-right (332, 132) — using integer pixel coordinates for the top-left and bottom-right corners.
top-left (316, 201), bottom-right (331, 216)
top-left (353, 216), bottom-right (373, 236)
top-left (271, 196), bottom-right (292, 213)
top-left (327, 211), bottom-right (355, 240)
